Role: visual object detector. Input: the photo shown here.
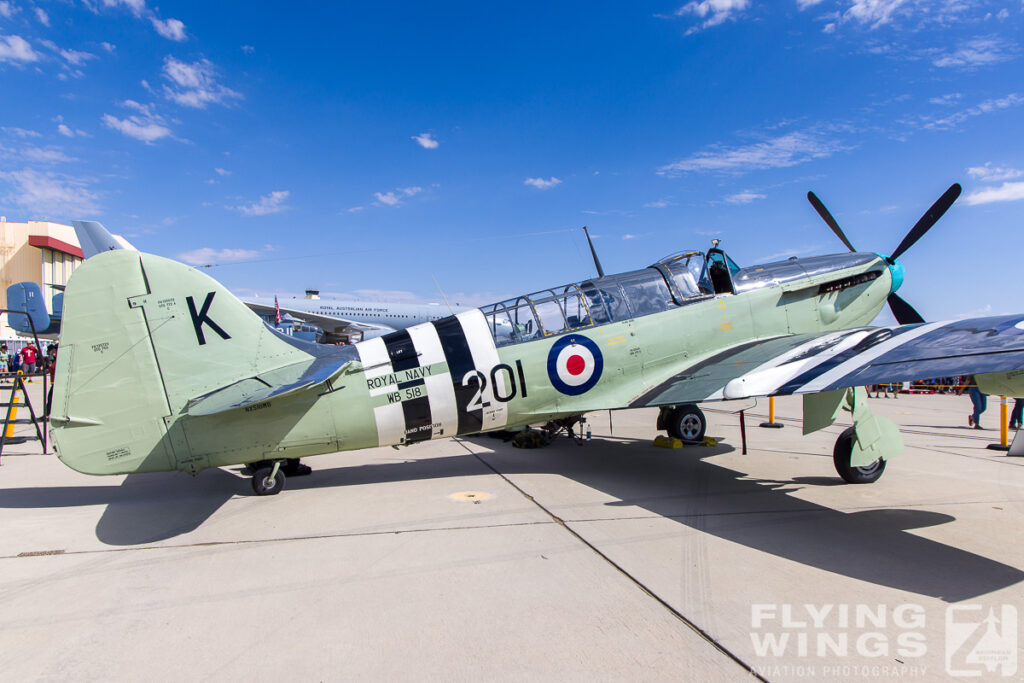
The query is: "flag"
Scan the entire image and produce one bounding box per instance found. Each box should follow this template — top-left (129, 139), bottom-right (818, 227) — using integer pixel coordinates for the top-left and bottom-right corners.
top-left (274, 295), bottom-right (282, 325)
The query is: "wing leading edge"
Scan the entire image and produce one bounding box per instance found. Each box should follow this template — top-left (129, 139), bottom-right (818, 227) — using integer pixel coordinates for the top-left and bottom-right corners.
top-left (632, 314), bottom-right (1024, 407)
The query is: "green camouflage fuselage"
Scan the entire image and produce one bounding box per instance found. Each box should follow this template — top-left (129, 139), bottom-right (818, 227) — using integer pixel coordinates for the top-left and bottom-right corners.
top-left (50, 249), bottom-right (892, 476)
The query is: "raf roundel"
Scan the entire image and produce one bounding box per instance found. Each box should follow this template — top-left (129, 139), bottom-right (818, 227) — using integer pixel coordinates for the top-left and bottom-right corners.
top-left (547, 335), bottom-right (604, 396)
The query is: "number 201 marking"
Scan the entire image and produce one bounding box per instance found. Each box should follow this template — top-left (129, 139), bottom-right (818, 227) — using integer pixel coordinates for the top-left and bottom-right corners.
top-left (461, 360), bottom-right (527, 412)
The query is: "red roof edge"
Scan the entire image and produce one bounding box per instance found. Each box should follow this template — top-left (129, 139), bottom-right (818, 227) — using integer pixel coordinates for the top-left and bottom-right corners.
top-left (28, 235), bottom-right (84, 259)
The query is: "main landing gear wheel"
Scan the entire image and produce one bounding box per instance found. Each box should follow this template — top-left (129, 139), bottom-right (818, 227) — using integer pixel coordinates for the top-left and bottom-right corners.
top-left (665, 405), bottom-right (707, 442)
top-left (252, 467), bottom-right (286, 495)
top-left (833, 426), bottom-right (886, 484)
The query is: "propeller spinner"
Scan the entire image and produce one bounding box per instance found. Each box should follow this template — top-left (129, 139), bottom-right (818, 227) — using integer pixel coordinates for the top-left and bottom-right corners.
top-left (806, 183), bottom-right (962, 325)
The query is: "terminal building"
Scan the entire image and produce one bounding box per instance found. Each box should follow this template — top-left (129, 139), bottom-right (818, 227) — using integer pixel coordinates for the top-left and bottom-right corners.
top-left (0, 218), bottom-right (132, 340)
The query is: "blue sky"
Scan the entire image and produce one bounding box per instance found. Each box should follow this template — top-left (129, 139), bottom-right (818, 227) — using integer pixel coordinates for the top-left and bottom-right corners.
top-left (0, 1), bottom-right (1022, 322)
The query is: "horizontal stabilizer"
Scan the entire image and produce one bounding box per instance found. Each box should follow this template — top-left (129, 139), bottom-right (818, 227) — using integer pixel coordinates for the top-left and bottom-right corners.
top-left (186, 358), bottom-right (358, 416)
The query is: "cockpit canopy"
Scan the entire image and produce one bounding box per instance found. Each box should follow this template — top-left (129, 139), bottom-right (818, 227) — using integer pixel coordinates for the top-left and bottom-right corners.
top-left (481, 247), bottom-right (742, 347)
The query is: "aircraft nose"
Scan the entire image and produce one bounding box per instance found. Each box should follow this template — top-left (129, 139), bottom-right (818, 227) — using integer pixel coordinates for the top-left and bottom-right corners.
top-left (887, 258), bottom-right (905, 294)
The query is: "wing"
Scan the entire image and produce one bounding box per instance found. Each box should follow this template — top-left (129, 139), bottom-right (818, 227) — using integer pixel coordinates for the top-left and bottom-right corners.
top-left (632, 314), bottom-right (1024, 407)
top-left (245, 301), bottom-right (396, 339)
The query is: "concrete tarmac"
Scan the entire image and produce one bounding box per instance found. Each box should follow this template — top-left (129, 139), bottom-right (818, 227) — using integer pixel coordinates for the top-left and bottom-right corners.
top-left (1, 386), bottom-right (1022, 681)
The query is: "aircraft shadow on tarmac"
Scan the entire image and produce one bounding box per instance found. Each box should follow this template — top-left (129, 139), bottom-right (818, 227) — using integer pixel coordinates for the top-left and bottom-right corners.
top-left (0, 468), bottom-right (242, 546)
top-left (3, 434), bottom-right (1021, 601)
top-left (296, 433), bottom-right (1021, 603)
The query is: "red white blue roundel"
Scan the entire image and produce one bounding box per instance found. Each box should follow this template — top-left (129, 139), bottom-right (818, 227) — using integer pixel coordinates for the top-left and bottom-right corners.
top-left (547, 335), bottom-right (603, 396)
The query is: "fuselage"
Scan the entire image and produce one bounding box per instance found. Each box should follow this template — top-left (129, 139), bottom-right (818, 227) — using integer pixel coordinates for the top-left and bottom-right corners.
top-left (180, 250), bottom-right (895, 469)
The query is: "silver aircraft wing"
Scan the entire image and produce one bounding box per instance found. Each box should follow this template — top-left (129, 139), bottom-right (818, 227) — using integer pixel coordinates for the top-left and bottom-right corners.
top-left (244, 301), bottom-right (396, 340)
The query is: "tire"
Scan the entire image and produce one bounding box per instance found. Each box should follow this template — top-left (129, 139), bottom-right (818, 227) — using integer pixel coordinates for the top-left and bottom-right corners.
top-left (252, 467), bottom-right (286, 495)
top-left (665, 405), bottom-right (707, 442)
top-left (833, 426), bottom-right (886, 484)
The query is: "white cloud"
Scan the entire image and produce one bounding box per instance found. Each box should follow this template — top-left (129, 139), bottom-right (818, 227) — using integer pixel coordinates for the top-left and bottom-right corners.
top-left (0, 35), bottom-right (41, 64)
top-left (676, 0), bottom-right (751, 33)
top-left (919, 93), bottom-right (1024, 131)
top-left (963, 182), bottom-right (1024, 205)
top-left (151, 17), bottom-right (186, 41)
top-left (161, 56), bottom-right (242, 109)
top-left (659, 129), bottom-right (848, 175)
top-left (101, 0), bottom-right (146, 18)
top-left (644, 199), bottom-right (673, 208)
top-left (2, 127), bottom-right (40, 138)
top-left (622, 233), bottom-right (638, 240)
top-left (214, 167), bottom-right (231, 176)
top-left (797, 0), bottom-right (825, 7)
top-left (0, 3), bottom-right (14, 19)
top-left (229, 190), bottom-right (289, 216)
top-left (0, 169), bottom-right (100, 217)
top-left (844, 0), bottom-right (908, 28)
top-left (823, 0), bottom-right (978, 32)
top-left (724, 191), bottom-right (766, 204)
top-left (177, 247), bottom-right (262, 265)
top-left (59, 47), bottom-right (96, 67)
top-left (34, 7), bottom-right (49, 26)
top-left (8, 145), bottom-right (75, 164)
top-left (101, 42), bottom-right (116, 53)
top-left (967, 163), bottom-right (1022, 183)
top-left (241, 45), bottom-right (255, 55)
top-left (101, 100), bottom-right (172, 143)
top-left (524, 176), bottom-right (562, 189)
top-left (932, 37), bottom-right (1016, 69)
top-left (374, 191), bottom-right (401, 206)
top-left (412, 132), bottom-right (439, 149)
top-left (928, 93), bottom-right (961, 105)
top-left (373, 186), bottom-right (423, 207)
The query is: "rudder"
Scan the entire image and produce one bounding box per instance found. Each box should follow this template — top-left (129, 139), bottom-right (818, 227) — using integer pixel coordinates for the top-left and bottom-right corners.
top-left (52, 250), bottom-right (313, 475)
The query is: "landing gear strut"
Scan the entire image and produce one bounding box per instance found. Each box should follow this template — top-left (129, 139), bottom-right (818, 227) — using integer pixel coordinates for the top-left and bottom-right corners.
top-left (244, 458), bottom-right (312, 495)
top-left (807, 387), bottom-right (900, 484)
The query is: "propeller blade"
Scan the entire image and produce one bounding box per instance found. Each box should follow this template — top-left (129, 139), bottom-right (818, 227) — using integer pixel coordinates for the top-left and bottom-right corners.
top-left (888, 292), bottom-right (925, 325)
top-left (889, 183), bottom-right (962, 261)
top-left (807, 191), bottom-right (857, 252)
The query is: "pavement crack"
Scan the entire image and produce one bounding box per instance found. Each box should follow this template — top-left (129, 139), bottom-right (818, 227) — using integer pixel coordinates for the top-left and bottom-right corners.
top-left (457, 439), bottom-right (768, 682)
top-left (0, 520), bottom-right (555, 561)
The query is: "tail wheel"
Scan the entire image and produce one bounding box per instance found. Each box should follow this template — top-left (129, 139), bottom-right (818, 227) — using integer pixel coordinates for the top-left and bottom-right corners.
top-left (252, 467), bottom-right (286, 495)
top-left (833, 426), bottom-right (886, 484)
top-left (666, 405), bottom-right (707, 442)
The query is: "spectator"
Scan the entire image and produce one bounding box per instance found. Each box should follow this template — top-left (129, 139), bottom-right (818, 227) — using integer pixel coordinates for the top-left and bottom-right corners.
top-left (0, 343), bottom-right (9, 373)
top-left (1010, 398), bottom-right (1024, 431)
top-left (19, 342), bottom-right (38, 375)
top-left (958, 375), bottom-right (987, 430)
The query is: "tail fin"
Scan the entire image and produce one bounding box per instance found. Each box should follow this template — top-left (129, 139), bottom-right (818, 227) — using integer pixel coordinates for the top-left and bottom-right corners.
top-left (52, 250), bottom-right (320, 475)
top-left (5, 282), bottom-right (51, 335)
top-left (71, 220), bottom-right (130, 258)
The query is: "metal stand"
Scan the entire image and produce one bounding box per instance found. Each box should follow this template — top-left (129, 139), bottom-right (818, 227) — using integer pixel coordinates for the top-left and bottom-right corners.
top-left (988, 395), bottom-right (1011, 451)
top-left (0, 372), bottom-right (47, 461)
top-left (759, 396), bottom-right (784, 428)
top-left (0, 308), bottom-right (48, 463)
